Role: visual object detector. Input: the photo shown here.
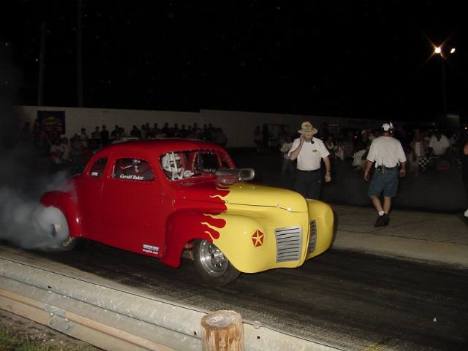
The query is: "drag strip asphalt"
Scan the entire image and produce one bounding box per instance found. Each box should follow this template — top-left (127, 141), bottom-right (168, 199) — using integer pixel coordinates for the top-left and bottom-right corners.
top-left (1, 242), bottom-right (467, 351)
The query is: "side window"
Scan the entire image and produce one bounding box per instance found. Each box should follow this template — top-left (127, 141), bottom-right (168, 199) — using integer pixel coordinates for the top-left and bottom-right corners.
top-left (196, 152), bottom-right (220, 173)
top-left (89, 158), bottom-right (107, 177)
top-left (219, 153), bottom-right (233, 169)
top-left (113, 158), bottom-right (154, 181)
top-left (220, 158), bottom-right (231, 168)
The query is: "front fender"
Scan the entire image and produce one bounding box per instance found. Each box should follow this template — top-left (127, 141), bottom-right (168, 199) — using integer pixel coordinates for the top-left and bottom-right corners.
top-left (211, 214), bottom-right (268, 273)
top-left (40, 191), bottom-right (83, 238)
top-left (306, 199), bottom-right (334, 259)
top-left (161, 210), bottom-right (227, 268)
top-left (161, 210), bottom-right (266, 272)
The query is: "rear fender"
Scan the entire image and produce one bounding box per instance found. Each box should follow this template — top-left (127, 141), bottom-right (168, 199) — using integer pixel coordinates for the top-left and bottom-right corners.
top-left (40, 191), bottom-right (83, 238)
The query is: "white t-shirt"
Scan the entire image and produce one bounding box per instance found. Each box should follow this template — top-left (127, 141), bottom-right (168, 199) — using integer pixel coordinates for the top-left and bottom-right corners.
top-left (429, 135), bottom-right (450, 156)
top-left (288, 137), bottom-right (330, 171)
top-left (367, 136), bottom-right (406, 168)
top-left (413, 141), bottom-right (424, 157)
top-left (352, 149), bottom-right (367, 168)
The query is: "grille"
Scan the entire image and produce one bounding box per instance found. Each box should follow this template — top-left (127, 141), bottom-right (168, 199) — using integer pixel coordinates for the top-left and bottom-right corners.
top-left (275, 226), bottom-right (302, 262)
top-left (308, 220), bottom-right (317, 255)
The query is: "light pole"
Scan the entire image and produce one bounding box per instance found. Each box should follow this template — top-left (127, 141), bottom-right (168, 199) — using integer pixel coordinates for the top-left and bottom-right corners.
top-left (432, 43), bottom-right (456, 121)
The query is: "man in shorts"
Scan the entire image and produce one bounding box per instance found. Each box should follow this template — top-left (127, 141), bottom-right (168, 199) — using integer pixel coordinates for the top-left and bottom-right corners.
top-left (363, 122), bottom-right (406, 227)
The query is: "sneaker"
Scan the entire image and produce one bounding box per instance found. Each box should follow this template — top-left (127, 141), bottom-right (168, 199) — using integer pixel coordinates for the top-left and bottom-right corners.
top-left (374, 215), bottom-right (386, 227)
top-left (464, 209), bottom-right (468, 218)
top-left (382, 214), bottom-right (390, 226)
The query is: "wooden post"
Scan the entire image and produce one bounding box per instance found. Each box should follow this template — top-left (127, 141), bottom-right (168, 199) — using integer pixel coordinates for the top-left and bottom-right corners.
top-left (201, 310), bottom-right (244, 351)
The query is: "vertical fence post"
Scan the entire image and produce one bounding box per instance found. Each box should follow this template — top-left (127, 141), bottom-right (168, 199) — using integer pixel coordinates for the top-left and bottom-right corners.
top-left (201, 310), bottom-right (244, 351)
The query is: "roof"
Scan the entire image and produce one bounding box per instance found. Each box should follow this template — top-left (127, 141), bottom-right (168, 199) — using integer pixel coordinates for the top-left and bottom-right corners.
top-left (96, 139), bottom-right (226, 156)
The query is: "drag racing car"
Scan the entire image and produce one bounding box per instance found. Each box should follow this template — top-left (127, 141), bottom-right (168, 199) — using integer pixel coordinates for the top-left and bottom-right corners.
top-left (41, 139), bottom-right (334, 285)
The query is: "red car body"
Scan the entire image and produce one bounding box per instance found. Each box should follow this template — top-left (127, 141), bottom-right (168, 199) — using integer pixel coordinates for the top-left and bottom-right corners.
top-left (40, 139), bottom-right (334, 286)
top-left (41, 140), bottom-right (235, 268)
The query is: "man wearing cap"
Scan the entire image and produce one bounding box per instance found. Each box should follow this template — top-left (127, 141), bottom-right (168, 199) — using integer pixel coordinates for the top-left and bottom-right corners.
top-left (288, 121), bottom-right (332, 199)
top-left (364, 122), bottom-right (406, 227)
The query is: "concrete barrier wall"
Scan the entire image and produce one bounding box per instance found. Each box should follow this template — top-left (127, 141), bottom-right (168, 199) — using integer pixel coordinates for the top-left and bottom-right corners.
top-left (17, 106), bottom-right (385, 148)
top-left (0, 253), bottom-right (341, 351)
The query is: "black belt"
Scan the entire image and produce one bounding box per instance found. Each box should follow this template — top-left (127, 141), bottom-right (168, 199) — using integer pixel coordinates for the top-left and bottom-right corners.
top-left (297, 169), bottom-right (321, 172)
top-left (377, 165), bottom-right (397, 170)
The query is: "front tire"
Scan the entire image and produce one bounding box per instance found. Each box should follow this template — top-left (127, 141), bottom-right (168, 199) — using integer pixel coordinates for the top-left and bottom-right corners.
top-left (193, 240), bottom-right (240, 286)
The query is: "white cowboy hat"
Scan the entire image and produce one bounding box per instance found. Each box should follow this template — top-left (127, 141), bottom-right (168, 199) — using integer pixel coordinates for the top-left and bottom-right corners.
top-left (298, 121), bottom-right (318, 135)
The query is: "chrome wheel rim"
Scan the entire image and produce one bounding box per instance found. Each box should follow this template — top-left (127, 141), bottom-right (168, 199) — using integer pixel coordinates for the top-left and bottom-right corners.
top-left (198, 241), bottom-right (229, 277)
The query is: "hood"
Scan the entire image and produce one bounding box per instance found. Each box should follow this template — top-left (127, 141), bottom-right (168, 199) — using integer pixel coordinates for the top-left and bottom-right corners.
top-left (176, 181), bottom-right (307, 213)
top-left (224, 183), bottom-right (308, 212)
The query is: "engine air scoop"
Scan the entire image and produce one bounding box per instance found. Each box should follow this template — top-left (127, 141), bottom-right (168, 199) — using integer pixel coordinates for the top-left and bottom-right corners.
top-left (215, 168), bottom-right (255, 186)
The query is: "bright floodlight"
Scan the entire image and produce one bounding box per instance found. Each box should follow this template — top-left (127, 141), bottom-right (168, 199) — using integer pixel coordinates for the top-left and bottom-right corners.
top-left (434, 46), bottom-right (442, 55)
top-left (450, 47), bottom-right (456, 54)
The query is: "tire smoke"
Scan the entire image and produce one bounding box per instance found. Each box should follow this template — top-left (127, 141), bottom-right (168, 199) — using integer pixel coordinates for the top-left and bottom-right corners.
top-left (0, 40), bottom-right (72, 250)
top-left (0, 187), bottom-right (69, 249)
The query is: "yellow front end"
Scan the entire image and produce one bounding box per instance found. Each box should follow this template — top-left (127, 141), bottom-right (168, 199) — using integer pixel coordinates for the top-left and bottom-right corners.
top-left (305, 199), bottom-right (335, 260)
top-left (207, 183), bottom-right (334, 274)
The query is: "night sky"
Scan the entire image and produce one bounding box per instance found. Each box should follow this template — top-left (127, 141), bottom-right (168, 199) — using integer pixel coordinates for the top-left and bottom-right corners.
top-left (1, 1), bottom-right (466, 121)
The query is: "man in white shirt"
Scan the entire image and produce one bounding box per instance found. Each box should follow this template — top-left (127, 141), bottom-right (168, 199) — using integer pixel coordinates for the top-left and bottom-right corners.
top-left (364, 122), bottom-right (406, 227)
top-left (288, 121), bottom-right (331, 199)
top-left (428, 130), bottom-right (450, 156)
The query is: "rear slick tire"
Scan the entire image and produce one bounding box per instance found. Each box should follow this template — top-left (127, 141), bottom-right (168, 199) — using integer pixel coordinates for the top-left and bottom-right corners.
top-left (42, 207), bottom-right (78, 252)
top-left (193, 240), bottom-right (240, 286)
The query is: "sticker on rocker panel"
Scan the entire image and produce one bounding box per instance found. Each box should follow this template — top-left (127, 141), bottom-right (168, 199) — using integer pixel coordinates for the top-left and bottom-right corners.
top-left (142, 244), bottom-right (159, 254)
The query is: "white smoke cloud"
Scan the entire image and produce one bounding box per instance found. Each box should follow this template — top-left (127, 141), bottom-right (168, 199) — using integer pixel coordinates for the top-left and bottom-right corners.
top-left (0, 187), bottom-right (69, 249)
top-left (0, 41), bottom-right (73, 251)
top-left (0, 156), bottom-right (76, 250)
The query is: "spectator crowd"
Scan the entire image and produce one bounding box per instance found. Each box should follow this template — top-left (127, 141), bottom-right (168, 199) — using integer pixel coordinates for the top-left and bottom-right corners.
top-left (15, 116), bottom-right (468, 184)
top-left (276, 122), bottom-right (467, 177)
top-left (17, 120), bottom-right (228, 173)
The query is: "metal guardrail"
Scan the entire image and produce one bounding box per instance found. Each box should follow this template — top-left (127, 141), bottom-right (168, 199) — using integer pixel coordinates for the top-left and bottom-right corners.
top-left (0, 255), bottom-right (341, 351)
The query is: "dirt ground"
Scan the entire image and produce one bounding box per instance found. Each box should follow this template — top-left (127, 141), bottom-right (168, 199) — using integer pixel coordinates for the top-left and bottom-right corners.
top-left (0, 308), bottom-right (101, 351)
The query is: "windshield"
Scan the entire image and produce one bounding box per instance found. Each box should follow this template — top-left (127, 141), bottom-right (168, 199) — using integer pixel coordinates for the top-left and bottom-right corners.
top-left (160, 150), bottom-right (226, 180)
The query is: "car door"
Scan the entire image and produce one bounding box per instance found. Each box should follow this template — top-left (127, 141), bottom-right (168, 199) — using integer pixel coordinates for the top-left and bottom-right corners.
top-left (99, 154), bottom-right (164, 257)
top-left (75, 155), bottom-right (109, 238)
